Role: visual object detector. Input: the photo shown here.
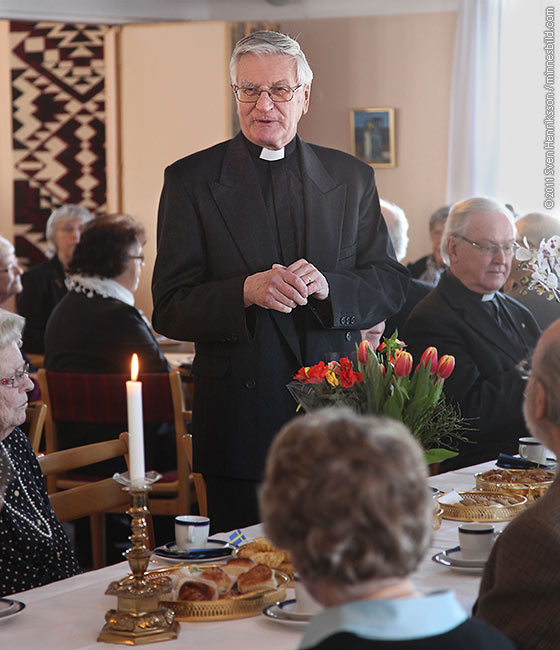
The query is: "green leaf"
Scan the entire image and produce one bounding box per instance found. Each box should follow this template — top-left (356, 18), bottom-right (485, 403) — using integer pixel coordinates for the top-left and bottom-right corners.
top-left (424, 448), bottom-right (458, 464)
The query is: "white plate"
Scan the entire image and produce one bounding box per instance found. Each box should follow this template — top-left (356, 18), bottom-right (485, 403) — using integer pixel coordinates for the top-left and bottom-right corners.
top-left (263, 599), bottom-right (312, 626)
top-left (0, 598), bottom-right (25, 621)
top-left (152, 539), bottom-right (234, 565)
top-left (431, 546), bottom-right (486, 574)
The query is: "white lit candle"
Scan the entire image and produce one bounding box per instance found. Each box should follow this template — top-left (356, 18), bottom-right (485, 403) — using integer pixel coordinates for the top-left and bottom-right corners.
top-left (126, 353), bottom-right (145, 485)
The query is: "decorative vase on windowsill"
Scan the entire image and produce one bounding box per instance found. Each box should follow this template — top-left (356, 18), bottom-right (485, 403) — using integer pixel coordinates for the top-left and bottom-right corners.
top-left (287, 331), bottom-right (468, 466)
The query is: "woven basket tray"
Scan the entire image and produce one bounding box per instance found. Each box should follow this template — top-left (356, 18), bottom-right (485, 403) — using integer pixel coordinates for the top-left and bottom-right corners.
top-left (475, 469), bottom-right (554, 502)
top-left (146, 566), bottom-right (289, 622)
top-left (437, 490), bottom-right (527, 521)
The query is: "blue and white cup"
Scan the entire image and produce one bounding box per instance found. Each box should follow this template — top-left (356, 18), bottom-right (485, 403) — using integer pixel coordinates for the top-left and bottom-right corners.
top-left (458, 522), bottom-right (497, 561)
top-left (175, 515), bottom-right (210, 551)
top-left (518, 437), bottom-right (547, 464)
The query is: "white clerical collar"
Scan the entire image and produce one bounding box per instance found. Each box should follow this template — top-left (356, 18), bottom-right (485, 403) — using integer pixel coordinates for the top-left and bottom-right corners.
top-left (481, 292), bottom-right (496, 301)
top-left (260, 146), bottom-right (285, 161)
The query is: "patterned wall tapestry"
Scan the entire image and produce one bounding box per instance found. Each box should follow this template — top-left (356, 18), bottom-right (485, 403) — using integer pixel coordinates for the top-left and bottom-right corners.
top-left (9, 21), bottom-right (107, 267)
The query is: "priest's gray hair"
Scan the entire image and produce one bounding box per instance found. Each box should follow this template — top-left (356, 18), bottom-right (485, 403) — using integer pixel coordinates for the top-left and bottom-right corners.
top-left (45, 204), bottom-right (94, 258)
top-left (260, 409), bottom-right (432, 596)
top-left (441, 197), bottom-right (515, 266)
top-left (230, 31), bottom-right (313, 86)
top-left (0, 308), bottom-right (24, 349)
top-left (0, 236), bottom-right (14, 260)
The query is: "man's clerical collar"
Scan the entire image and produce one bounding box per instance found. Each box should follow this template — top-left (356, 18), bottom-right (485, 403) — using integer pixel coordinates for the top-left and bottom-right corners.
top-left (481, 292), bottom-right (496, 301)
top-left (260, 147), bottom-right (285, 161)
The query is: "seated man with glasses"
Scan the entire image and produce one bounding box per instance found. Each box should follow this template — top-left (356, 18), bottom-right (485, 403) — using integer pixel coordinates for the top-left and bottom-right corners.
top-left (404, 197), bottom-right (540, 470)
top-left (152, 30), bottom-right (409, 533)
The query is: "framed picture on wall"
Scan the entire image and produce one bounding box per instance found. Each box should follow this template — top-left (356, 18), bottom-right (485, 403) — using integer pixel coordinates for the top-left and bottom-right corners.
top-left (350, 108), bottom-right (396, 168)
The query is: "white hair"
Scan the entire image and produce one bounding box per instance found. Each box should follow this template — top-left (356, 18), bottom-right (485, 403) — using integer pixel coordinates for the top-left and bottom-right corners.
top-left (230, 31), bottom-right (313, 86)
top-left (45, 205), bottom-right (94, 258)
top-left (0, 236), bottom-right (14, 260)
top-left (441, 197), bottom-right (515, 266)
top-left (0, 308), bottom-right (24, 349)
top-left (380, 199), bottom-right (409, 262)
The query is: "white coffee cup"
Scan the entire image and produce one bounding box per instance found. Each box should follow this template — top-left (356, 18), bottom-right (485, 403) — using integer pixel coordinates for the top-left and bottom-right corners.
top-left (458, 522), bottom-right (497, 561)
top-left (293, 573), bottom-right (322, 614)
top-left (519, 437), bottom-right (547, 464)
top-left (175, 515), bottom-right (210, 551)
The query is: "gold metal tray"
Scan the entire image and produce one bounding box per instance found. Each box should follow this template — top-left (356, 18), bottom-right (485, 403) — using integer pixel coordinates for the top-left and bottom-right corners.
top-left (146, 565), bottom-right (289, 622)
top-left (437, 490), bottom-right (527, 521)
top-left (475, 469), bottom-right (554, 502)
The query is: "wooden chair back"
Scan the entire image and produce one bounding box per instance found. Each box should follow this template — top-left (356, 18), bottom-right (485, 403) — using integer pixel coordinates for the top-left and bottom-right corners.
top-left (25, 402), bottom-right (47, 454)
top-left (38, 437), bottom-right (132, 569)
top-left (37, 368), bottom-right (207, 516)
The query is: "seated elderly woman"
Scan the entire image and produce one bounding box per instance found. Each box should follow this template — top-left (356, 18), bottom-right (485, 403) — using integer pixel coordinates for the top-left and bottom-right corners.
top-left (44, 214), bottom-right (171, 470)
top-left (18, 204), bottom-right (93, 354)
top-left (0, 309), bottom-right (80, 596)
top-left (260, 410), bottom-right (514, 650)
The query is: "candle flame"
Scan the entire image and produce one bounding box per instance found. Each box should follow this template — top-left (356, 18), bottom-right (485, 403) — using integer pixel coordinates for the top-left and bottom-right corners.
top-left (131, 354), bottom-right (139, 381)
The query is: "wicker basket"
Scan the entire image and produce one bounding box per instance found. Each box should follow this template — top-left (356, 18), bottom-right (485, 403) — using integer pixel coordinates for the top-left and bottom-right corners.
top-left (437, 490), bottom-right (527, 521)
top-left (475, 469), bottom-right (554, 502)
top-left (146, 566), bottom-right (289, 622)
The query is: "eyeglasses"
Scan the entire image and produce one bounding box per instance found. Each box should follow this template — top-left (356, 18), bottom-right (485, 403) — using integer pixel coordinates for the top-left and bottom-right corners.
top-left (232, 84), bottom-right (303, 103)
top-left (129, 255), bottom-right (145, 266)
top-left (0, 264), bottom-right (20, 274)
top-left (0, 363), bottom-right (30, 388)
top-left (455, 235), bottom-right (515, 257)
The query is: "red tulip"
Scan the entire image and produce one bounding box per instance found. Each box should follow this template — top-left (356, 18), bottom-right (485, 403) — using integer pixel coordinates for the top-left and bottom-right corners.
top-left (379, 363), bottom-right (386, 376)
top-left (358, 339), bottom-right (373, 364)
top-left (418, 346), bottom-right (438, 373)
top-left (393, 350), bottom-right (413, 377)
top-left (437, 355), bottom-right (455, 379)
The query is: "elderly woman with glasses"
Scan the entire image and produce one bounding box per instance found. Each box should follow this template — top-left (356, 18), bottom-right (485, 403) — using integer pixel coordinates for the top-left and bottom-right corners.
top-left (0, 309), bottom-right (80, 596)
top-left (260, 409), bottom-right (514, 650)
top-left (18, 204), bottom-right (94, 354)
top-left (45, 213), bottom-right (167, 376)
top-left (44, 214), bottom-right (170, 470)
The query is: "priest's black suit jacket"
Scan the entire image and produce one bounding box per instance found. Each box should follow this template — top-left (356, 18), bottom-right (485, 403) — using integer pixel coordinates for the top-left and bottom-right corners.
top-left (152, 133), bottom-right (409, 481)
top-left (404, 271), bottom-right (541, 470)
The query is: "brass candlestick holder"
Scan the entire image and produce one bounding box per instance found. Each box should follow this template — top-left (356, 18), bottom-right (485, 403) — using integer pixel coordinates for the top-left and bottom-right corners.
top-left (98, 472), bottom-right (179, 645)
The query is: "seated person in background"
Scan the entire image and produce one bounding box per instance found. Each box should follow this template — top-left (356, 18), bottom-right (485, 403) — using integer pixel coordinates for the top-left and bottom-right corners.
top-left (17, 204), bottom-right (93, 355)
top-left (407, 205), bottom-right (449, 284)
top-left (260, 409), bottom-right (514, 650)
top-left (0, 309), bottom-right (80, 596)
top-left (0, 236), bottom-right (39, 399)
top-left (504, 212), bottom-right (560, 329)
top-left (475, 319), bottom-right (560, 650)
top-left (404, 197), bottom-right (540, 470)
top-left (44, 214), bottom-right (171, 470)
top-left (379, 199), bottom-right (432, 338)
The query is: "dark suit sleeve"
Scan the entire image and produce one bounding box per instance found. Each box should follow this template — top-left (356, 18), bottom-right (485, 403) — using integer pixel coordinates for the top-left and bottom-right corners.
top-left (17, 271), bottom-right (50, 353)
top-left (404, 302), bottom-right (528, 444)
top-left (310, 170), bottom-right (409, 330)
top-left (152, 164), bottom-right (250, 344)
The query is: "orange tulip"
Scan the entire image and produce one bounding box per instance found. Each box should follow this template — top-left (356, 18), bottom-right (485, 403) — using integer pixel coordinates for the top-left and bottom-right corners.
top-left (437, 355), bottom-right (455, 379)
top-left (418, 346), bottom-right (438, 373)
top-left (358, 339), bottom-right (373, 364)
top-left (393, 350), bottom-right (413, 377)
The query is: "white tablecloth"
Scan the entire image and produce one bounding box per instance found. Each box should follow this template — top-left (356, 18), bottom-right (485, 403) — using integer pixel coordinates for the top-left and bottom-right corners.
top-left (1, 462), bottom-right (499, 649)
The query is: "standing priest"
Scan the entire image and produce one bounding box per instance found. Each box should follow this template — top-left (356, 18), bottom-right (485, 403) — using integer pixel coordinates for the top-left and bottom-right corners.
top-left (152, 31), bottom-right (409, 532)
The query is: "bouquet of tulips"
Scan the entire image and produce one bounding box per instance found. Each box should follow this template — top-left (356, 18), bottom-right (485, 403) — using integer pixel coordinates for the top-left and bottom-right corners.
top-left (288, 331), bottom-right (467, 464)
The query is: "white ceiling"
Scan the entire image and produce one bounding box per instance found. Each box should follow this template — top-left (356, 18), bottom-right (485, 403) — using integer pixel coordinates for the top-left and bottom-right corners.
top-left (0, 0), bottom-right (459, 24)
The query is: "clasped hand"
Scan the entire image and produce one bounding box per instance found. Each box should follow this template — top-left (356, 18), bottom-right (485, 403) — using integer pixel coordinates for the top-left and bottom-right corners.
top-left (243, 259), bottom-right (329, 313)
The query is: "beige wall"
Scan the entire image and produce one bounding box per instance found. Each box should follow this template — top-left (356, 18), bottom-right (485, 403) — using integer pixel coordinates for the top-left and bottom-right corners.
top-left (113, 21), bottom-right (232, 316)
top-left (282, 12), bottom-right (457, 264)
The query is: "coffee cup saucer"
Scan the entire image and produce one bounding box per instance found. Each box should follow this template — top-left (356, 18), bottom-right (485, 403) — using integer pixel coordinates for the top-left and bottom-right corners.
top-left (431, 546), bottom-right (487, 574)
top-left (262, 599), bottom-right (312, 625)
top-left (152, 539), bottom-right (234, 564)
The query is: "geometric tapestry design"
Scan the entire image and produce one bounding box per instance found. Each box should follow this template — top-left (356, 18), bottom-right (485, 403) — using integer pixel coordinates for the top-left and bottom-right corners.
top-left (10, 21), bottom-right (107, 267)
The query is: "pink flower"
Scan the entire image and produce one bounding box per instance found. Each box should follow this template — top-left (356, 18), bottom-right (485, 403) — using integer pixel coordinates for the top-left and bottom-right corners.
top-left (418, 347), bottom-right (438, 374)
top-left (358, 339), bottom-right (373, 364)
top-left (437, 355), bottom-right (455, 379)
top-left (393, 351), bottom-right (413, 378)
